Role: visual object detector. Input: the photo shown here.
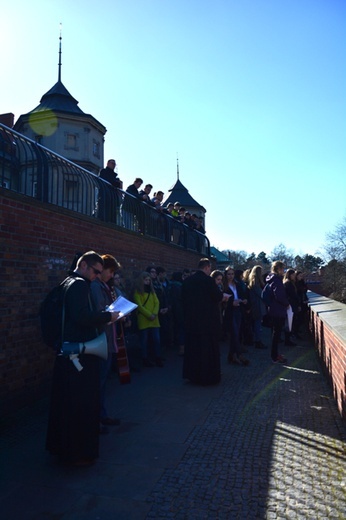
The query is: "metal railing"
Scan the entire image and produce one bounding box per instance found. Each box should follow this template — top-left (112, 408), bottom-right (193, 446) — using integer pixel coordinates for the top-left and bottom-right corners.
top-left (0, 123), bottom-right (210, 255)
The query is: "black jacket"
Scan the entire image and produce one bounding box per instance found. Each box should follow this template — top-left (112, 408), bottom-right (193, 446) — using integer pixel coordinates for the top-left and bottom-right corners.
top-left (64, 273), bottom-right (112, 343)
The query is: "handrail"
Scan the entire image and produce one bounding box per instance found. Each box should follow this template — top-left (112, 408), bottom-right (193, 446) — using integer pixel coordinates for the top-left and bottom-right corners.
top-left (0, 123), bottom-right (210, 255)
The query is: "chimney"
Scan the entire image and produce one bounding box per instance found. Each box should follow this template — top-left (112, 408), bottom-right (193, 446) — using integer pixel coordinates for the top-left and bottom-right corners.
top-left (0, 113), bottom-right (15, 128)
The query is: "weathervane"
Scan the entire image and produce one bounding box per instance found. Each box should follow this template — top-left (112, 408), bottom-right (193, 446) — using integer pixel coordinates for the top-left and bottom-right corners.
top-left (58, 23), bottom-right (62, 82)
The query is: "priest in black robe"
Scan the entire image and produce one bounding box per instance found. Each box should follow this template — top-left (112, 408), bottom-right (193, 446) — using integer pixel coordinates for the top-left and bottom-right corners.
top-left (182, 258), bottom-right (223, 385)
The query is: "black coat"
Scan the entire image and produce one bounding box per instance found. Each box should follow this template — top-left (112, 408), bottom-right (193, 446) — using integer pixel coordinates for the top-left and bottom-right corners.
top-left (99, 166), bottom-right (121, 188)
top-left (182, 270), bottom-right (223, 336)
top-left (64, 274), bottom-right (112, 343)
top-left (46, 273), bottom-right (112, 464)
top-left (182, 270), bottom-right (223, 385)
top-left (284, 280), bottom-right (300, 313)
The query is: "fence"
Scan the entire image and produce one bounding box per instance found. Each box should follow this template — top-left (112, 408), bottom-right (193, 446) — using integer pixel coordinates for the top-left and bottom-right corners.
top-left (0, 123), bottom-right (209, 255)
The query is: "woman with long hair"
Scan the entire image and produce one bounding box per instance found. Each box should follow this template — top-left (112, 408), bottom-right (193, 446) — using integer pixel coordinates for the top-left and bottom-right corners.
top-left (211, 270), bottom-right (229, 336)
top-left (133, 272), bottom-right (163, 367)
top-left (283, 269), bottom-right (301, 345)
top-left (248, 265), bottom-right (266, 349)
top-left (223, 266), bottom-right (249, 366)
top-left (295, 271), bottom-right (308, 335)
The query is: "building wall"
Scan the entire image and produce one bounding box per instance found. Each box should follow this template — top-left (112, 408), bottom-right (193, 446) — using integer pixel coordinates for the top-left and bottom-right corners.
top-left (14, 115), bottom-right (104, 175)
top-left (308, 292), bottom-right (346, 421)
top-left (0, 188), bottom-right (203, 414)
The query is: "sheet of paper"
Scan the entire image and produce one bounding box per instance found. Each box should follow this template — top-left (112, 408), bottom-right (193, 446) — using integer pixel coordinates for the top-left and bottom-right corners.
top-left (106, 296), bottom-right (138, 320)
top-left (287, 305), bottom-right (293, 331)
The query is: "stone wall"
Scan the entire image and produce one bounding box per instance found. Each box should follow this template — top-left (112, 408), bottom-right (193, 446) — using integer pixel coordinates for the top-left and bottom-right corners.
top-left (0, 188), bottom-right (204, 414)
top-left (308, 292), bottom-right (346, 420)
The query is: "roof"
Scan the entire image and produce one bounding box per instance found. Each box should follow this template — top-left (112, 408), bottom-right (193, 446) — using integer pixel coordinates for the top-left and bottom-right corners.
top-left (162, 178), bottom-right (206, 212)
top-left (14, 80), bottom-right (106, 133)
top-left (210, 247), bottom-right (230, 263)
top-left (28, 80), bottom-right (84, 115)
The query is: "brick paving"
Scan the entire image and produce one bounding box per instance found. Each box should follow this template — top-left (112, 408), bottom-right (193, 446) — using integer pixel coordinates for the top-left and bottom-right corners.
top-left (1, 327), bottom-right (346, 519)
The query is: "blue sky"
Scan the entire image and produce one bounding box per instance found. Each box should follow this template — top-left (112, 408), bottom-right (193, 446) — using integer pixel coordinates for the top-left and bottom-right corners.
top-left (1, 0), bottom-right (345, 259)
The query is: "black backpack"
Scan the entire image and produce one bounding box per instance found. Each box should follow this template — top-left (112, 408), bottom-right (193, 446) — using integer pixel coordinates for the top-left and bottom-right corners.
top-left (261, 282), bottom-right (274, 307)
top-left (40, 276), bottom-right (76, 349)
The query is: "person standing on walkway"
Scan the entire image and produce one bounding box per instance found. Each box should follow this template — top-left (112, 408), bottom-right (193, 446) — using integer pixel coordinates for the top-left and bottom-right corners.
top-left (133, 271), bottom-right (163, 367)
top-left (91, 254), bottom-right (122, 433)
top-left (46, 251), bottom-right (120, 466)
top-left (283, 268), bottom-right (301, 345)
top-left (182, 258), bottom-right (223, 385)
top-left (248, 265), bottom-right (267, 349)
top-left (266, 260), bottom-right (289, 363)
top-left (223, 266), bottom-right (250, 366)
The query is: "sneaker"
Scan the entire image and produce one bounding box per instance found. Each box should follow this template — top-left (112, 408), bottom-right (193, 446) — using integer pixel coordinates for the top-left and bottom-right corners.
top-left (272, 354), bottom-right (287, 364)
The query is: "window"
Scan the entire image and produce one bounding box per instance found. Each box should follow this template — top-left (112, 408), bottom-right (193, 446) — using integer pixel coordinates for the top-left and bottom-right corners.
top-left (93, 140), bottom-right (100, 158)
top-left (64, 132), bottom-right (79, 151)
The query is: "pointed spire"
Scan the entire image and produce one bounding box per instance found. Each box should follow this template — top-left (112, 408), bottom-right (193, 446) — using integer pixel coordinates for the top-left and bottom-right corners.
top-left (58, 23), bottom-right (62, 82)
top-left (176, 154), bottom-right (180, 180)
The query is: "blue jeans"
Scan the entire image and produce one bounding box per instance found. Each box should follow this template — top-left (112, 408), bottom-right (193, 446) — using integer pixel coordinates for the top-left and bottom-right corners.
top-left (139, 327), bottom-right (161, 359)
top-left (271, 316), bottom-right (285, 360)
top-left (253, 318), bottom-right (262, 342)
top-left (228, 307), bottom-right (242, 356)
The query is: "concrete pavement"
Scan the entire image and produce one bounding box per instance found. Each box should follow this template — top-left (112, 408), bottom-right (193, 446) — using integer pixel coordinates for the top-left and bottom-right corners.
top-left (1, 327), bottom-right (346, 519)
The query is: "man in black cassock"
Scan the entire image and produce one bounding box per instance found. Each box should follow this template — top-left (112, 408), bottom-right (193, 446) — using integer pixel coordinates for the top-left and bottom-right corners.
top-left (46, 251), bottom-right (119, 466)
top-left (182, 258), bottom-right (223, 385)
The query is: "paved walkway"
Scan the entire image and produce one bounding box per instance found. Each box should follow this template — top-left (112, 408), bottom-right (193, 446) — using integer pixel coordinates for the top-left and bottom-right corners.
top-left (1, 327), bottom-right (346, 519)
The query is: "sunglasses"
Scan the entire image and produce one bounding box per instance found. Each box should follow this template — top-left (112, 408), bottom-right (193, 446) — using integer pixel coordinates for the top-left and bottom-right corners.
top-left (89, 265), bottom-right (102, 276)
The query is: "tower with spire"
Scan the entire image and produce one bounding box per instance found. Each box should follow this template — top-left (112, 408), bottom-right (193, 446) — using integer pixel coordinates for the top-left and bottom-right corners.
top-left (162, 157), bottom-right (207, 229)
top-left (14, 28), bottom-right (106, 174)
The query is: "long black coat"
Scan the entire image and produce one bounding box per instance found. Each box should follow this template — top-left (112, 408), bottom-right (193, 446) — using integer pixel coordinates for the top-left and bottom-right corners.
top-left (182, 270), bottom-right (223, 385)
top-left (46, 274), bottom-right (112, 464)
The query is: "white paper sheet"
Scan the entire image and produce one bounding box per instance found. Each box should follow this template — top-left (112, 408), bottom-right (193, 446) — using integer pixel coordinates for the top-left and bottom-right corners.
top-left (287, 305), bottom-right (293, 332)
top-left (106, 296), bottom-right (138, 320)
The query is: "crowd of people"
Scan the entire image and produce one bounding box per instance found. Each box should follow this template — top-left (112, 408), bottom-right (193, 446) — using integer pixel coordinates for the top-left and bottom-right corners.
top-left (124, 176), bottom-right (206, 232)
top-left (45, 251), bottom-right (308, 467)
top-left (98, 160), bottom-right (206, 237)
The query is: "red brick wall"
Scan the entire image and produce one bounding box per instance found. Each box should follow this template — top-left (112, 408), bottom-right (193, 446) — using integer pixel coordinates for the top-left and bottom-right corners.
top-left (309, 295), bottom-right (346, 420)
top-left (0, 189), bottom-right (204, 413)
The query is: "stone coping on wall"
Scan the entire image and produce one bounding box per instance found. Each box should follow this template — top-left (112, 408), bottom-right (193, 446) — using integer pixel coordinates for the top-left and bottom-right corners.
top-left (308, 291), bottom-right (346, 343)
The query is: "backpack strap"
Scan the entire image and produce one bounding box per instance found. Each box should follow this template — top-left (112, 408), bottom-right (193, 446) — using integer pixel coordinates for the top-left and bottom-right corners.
top-left (59, 276), bottom-right (77, 347)
top-left (143, 292), bottom-right (151, 307)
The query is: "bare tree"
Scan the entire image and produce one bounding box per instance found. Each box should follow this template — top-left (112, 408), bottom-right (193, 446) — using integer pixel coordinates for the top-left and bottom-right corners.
top-left (324, 215), bottom-right (346, 262)
top-left (322, 216), bottom-right (346, 303)
top-left (270, 243), bottom-right (294, 267)
top-left (221, 250), bottom-right (248, 269)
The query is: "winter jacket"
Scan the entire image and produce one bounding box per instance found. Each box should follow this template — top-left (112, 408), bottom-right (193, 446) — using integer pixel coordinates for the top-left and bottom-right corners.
top-left (284, 280), bottom-right (300, 313)
top-left (266, 273), bottom-right (289, 318)
top-left (133, 290), bottom-right (160, 330)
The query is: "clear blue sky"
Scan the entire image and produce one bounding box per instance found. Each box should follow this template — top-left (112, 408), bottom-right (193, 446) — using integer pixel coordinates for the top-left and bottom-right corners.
top-left (2, 0), bottom-right (345, 259)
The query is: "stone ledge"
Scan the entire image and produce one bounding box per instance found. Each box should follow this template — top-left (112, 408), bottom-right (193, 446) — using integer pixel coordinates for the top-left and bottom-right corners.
top-left (308, 291), bottom-right (346, 343)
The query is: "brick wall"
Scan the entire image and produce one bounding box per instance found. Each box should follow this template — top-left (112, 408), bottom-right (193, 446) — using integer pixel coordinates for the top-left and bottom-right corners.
top-left (308, 292), bottom-right (346, 420)
top-left (0, 189), bottom-right (204, 414)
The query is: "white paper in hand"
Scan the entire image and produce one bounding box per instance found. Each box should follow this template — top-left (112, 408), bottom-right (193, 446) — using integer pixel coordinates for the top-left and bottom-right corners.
top-left (106, 296), bottom-right (138, 320)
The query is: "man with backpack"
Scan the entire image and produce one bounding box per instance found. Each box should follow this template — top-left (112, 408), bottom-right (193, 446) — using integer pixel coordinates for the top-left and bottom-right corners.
top-left (264, 260), bottom-right (289, 364)
top-left (46, 251), bottom-right (119, 466)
